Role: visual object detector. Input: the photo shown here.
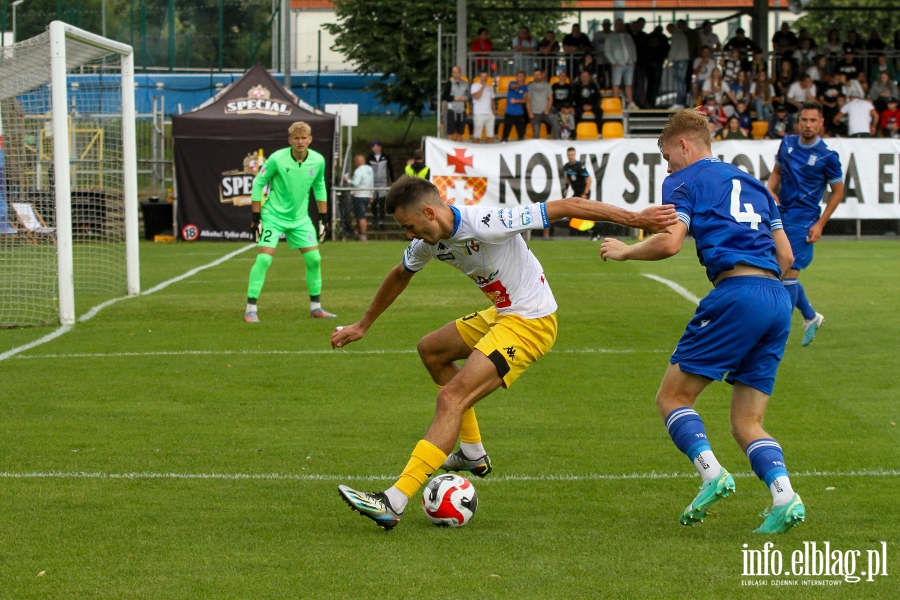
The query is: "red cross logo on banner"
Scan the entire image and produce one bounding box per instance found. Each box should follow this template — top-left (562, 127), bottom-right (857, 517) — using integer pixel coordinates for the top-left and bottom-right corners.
top-left (447, 148), bottom-right (474, 174)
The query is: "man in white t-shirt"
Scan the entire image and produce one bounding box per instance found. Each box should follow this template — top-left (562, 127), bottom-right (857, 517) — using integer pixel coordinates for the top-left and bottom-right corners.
top-left (470, 70), bottom-right (496, 143)
top-left (692, 46), bottom-right (715, 99)
top-left (786, 75), bottom-right (817, 113)
top-left (334, 176), bottom-right (677, 530)
top-left (836, 92), bottom-right (878, 137)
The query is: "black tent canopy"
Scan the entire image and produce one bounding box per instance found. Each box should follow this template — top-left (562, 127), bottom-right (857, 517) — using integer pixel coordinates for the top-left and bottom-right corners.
top-left (172, 64), bottom-right (335, 241)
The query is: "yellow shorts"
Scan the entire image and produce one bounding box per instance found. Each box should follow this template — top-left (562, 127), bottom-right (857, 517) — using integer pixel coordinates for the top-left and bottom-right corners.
top-left (455, 307), bottom-right (558, 388)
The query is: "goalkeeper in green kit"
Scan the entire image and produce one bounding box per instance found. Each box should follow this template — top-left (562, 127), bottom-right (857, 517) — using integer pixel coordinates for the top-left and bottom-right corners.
top-left (245, 121), bottom-right (337, 321)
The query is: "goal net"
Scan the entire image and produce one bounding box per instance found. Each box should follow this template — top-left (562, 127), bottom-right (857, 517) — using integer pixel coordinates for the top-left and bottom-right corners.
top-left (0, 21), bottom-right (138, 327)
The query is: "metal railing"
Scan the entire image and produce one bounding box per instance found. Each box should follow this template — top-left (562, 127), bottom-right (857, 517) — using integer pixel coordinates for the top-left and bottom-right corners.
top-left (330, 185), bottom-right (395, 241)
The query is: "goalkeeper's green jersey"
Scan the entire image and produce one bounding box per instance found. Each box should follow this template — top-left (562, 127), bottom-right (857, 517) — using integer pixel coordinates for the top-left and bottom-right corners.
top-left (251, 147), bottom-right (326, 224)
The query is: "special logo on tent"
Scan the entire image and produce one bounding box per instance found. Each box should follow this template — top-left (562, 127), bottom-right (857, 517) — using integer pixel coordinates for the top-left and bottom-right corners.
top-left (220, 150), bottom-right (265, 206)
top-left (225, 85), bottom-right (292, 116)
top-left (433, 148), bottom-right (486, 205)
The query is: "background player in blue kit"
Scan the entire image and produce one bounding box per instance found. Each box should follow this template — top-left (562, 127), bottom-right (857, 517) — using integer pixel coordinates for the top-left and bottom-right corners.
top-left (767, 101), bottom-right (844, 346)
top-left (601, 109), bottom-right (805, 534)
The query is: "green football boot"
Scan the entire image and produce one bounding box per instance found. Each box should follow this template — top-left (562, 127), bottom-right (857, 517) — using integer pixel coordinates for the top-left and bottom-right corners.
top-left (753, 493), bottom-right (805, 534)
top-left (680, 469), bottom-right (736, 526)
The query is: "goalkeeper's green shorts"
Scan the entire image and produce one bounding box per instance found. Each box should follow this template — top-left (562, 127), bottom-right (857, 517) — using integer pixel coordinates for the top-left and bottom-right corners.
top-left (257, 218), bottom-right (317, 250)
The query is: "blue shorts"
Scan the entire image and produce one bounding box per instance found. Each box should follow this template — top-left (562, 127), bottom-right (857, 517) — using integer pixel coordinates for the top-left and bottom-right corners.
top-left (784, 218), bottom-right (817, 271)
top-left (671, 276), bottom-right (791, 395)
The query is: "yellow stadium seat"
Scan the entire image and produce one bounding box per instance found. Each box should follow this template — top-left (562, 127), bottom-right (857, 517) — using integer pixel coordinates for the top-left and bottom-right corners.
top-left (601, 121), bottom-right (624, 138)
top-left (601, 97), bottom-right (623, 116)
top-left (576, 121), bottom-right (598, 140)
top-left (751, 120), bottom-right (769, 139)
top-left (498, 76), bottom-right (515, 93)
top-left (549, 76), bottom-right (559, 85)
top-left (496, 98), bottom-right (506, 114)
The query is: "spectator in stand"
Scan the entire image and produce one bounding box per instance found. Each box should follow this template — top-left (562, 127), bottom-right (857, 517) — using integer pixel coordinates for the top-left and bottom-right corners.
top-left (751, 70), bottom-right (776, 122)
top-left (819, 29), bottom-right (842, 56)
top-left (679, 20), bottom-right (701, 104)
top-left (404, 150), bottom-right (430, 179)
top-left (572, 68), bottom-right (603, 125)
top-left (552, 70), bottom-right (573, 106)
top-left (869, 54), bottom-right (898, 89)
top-left (894, 30), bottom-right (900, 51)
top-left (581, 53), bottom-right (600, 84)
top-left (721, 47), bottom-right (743, 84)
top-left (698, 20), bottom-right (721, 52)
top-left (773, 59), bottom-right (796, 101)
top-left (719, 115), bottom-right (749, 140)
top-left (471, 28), bottom-right (493, 71)
top-left (734, 99), bottom-right (753, 132)
top-left (701, 67), bottom-right (727, 107)
top-left (772, 22), bottom-right (799, 64)
top-left (527, 68), bottom-right (560, 139)
top-left (367, 141), bottom-right (393, 229)
top-left (725, 70), bottom-right (752, 113)
top-left (837, 69), bottom-right (865, 100)
top-left (537, 32), bottom-right (561, 76)
top-left (836, 89), bottom-right (877, 137)
top-left (868, 71), bottom-right (899, 112)
top-left (818, 73), bottom-right (842, 135)
top-left (807, 55), bottom-right (827, 86)
top-left (723, 27), bottom-right (762, 57)
top-left (563, 23), bottom-right (592, 75)
top-left (767, 102), bottom-right (795, 139)
top-left (605, 19), bottom-right (639, 110)
top-left (501, 71), bottom-right (529, 141)
top-left (865, 29), bottom-right (886, 53)
top-left (786, 75), bottom-right (817, 114)
top-left (631, 18), bottom-right (650, 108)
top-left (442, 65), bottom-right (469, 142)
top-left (796, 29), bottom-right (817, 50)
top-left (833, 94), bottom-right (849, 136)
top-left (699, 94), bottom-right (727, 134)
top-left (558, 102), bottom-right (576, 140)
top-left (667, 22), bottom-right (690, 109)
top-left (470, 70), bottom-right (496, 144)
top-left (645, 25), bottom-right (670, 109)
top-left (842, 30), bottom-right (863, 54)
top-left (693, 46), bottom-right (716, 101)
top-left (592, 19), bottom-right (613, 87)
top-left (793, 38), bottom-right (817, 74)
top-left (344, 154), bottom-right (374, 242)
top-left (880, 97), bottom-right (900, 138)
top-left (512, 26), bottom-right (537, 72)
top-left (750, 50), bottom-right (768, 77)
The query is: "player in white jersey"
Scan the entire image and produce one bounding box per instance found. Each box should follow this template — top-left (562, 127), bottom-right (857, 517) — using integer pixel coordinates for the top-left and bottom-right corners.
top-left (334, 176), bottom-right (677, 530)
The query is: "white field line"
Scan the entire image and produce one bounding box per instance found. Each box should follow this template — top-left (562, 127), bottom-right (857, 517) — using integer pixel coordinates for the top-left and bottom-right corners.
top-left (642, 273), bottom-right (702, 306)
top-left (0, 469), bottom-right (897, 482)
top-left (0, 244), bottom-right (255, 364)
top-left (13, 348), bottom-right (670, 360)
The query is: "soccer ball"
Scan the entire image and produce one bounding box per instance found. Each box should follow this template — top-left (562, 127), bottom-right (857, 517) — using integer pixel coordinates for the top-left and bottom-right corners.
top-left (422, 474), bottom-right (478, 527)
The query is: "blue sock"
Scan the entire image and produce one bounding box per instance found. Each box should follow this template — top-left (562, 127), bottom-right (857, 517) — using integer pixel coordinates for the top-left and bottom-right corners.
top-left (796, 283), bottom-right (816, 321)
top-left (665, 407), bottom-right (712, 460)
top-left (746, 438), bottom-right (789, 486)
top-left (783, 278), bottom-right (799, 311)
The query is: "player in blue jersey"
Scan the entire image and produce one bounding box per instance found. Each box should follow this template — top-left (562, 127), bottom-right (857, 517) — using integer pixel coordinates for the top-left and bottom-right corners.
top-left (601, 109), bottom-right (805, 534)
top-left (767, 101), bottom-right (844, 346)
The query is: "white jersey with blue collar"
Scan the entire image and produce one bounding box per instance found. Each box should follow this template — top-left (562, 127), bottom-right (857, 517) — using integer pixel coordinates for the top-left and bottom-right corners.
top-left (402, 204), bottom-right (557, 318)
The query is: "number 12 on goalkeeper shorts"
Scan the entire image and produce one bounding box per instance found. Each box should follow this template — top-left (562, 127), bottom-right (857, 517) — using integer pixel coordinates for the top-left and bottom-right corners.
top-left (731, 179), bottom-right (761, 230)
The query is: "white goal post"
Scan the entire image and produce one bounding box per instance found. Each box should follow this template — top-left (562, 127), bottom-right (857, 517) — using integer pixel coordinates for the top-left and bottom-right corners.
top-left (0, 21), bottom-right (139, 327)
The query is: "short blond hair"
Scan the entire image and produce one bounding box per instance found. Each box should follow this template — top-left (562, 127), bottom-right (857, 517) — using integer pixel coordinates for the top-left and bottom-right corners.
top-left (288, 121), bottom-right (312, 136)
top-left (658, 109), bottom-right (712, 152)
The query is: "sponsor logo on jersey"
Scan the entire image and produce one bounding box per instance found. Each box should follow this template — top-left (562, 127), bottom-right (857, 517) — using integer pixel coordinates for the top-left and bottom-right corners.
top-left (437, 252), bottom-right (456, 261)
top-left (807, 155), bottom-right (817, 166)
top-left (472, 269), bottom-right (500, 287)
top-left (220, 151), bottom-right (266, 206)
top-left (499, 208), bottom-right (515, 228)
top-left (520, 210), bottom-right (532, 227)
top-left (480, 279), bottom-right (511, 308)
top-left (309, 168), bottom-right (315, 176)
top-left (225, 85), bottom-right (293, 116)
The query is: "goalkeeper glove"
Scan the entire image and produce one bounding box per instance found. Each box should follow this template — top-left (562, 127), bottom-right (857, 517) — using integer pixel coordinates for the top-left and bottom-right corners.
top-left (317, 218), bottom-right (328, 244)
top-left (251, 212), bottom-right (261, 240)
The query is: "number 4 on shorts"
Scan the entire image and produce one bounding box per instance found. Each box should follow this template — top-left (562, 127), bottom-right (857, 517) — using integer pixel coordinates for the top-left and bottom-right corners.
top-left (730, 179), bottom-right (761, 230)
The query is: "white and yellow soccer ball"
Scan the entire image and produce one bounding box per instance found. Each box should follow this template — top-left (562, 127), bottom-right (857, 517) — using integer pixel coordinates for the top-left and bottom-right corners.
top-left (422, 474), bottom-right (478, 527)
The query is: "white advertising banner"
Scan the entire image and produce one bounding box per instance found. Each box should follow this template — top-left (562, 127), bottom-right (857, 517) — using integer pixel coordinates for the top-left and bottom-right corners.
top-left (425, 137), bottom-right (900, 220)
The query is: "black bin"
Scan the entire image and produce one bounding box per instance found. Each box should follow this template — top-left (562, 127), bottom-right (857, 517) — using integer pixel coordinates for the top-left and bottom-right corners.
top-left (140, 199), bottom-right (173, 240)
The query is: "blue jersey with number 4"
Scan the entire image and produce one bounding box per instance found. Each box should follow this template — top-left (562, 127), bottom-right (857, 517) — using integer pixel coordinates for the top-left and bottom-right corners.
top-left (663, 157), bottom-right (784, 282)
top-left (775, 135), bottom-right (843, 224)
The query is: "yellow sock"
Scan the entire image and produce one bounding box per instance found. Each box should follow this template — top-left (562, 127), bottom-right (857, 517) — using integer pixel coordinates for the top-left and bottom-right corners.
top-left (459, 407), bottom-right (482, 444)
top-left (394, 439), bottom-right (447, 499)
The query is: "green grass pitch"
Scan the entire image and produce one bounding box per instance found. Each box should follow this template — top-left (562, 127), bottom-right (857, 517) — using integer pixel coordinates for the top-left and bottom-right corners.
top-left (1, 239), bottom-right (898, 598)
